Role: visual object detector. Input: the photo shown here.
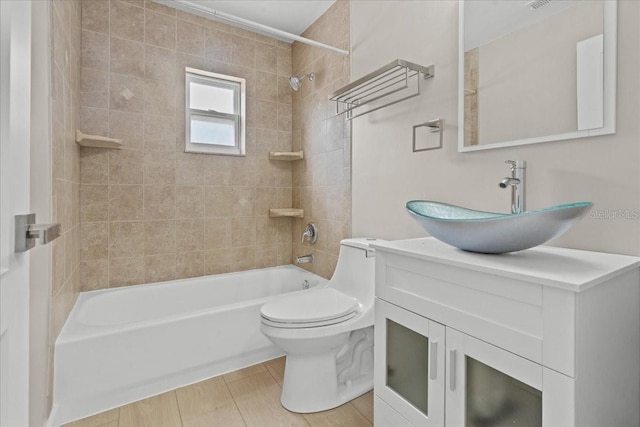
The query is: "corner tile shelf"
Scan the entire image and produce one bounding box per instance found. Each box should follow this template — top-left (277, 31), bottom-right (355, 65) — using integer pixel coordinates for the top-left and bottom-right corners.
top-left (269, 151), bottom-right (304, 161)
top-left (75, 130), bottom-right (122, 149)
top-left (269, 209), bottom-right (304, 218)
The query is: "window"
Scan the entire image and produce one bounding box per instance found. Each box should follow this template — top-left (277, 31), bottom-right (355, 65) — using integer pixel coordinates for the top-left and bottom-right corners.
top-left (185, 67), bottom-right (246, 156)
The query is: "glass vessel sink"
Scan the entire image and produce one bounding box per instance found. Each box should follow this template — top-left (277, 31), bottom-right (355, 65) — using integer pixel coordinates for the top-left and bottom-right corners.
top-left (406, 200), bottom-right (593, 254)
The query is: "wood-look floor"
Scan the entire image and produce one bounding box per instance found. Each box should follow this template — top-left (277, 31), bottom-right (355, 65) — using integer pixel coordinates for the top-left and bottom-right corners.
top-left (64, 357), bottom-right (374, 427)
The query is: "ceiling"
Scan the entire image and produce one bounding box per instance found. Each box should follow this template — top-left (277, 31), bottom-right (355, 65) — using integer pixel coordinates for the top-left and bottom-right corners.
top-left (162, 0), bottom-right (336, 37)
top-left (465, 0), bottom-right (576, 50)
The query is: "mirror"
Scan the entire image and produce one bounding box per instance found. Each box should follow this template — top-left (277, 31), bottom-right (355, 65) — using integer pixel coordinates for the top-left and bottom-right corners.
top-left (458, 0), bottom-right (617, 152)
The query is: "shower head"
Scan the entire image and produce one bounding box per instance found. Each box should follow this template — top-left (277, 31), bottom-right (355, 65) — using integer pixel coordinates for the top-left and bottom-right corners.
top-left (289, 73), bottom-right (315, 91)
top-left (526, 0), bottom-right (552, 9)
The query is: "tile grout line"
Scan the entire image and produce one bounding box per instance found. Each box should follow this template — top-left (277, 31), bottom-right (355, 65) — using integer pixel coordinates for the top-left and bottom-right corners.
top-left (263, 360), bottom-right (310, 427)
top-left (231, 396), bottom-right (250, 426)
top-left (170, 2), bottom-right (178, 282)
top-left (221, 375), bottom-right (250, 427)
top-left (169, 390), bottom-right (185, 427)
top-left (348, 399), bottom-right (371, 425)
top-left (106, 0), bottom-right (112, 289)
top-left (263, 359), bottom-right (283, 387)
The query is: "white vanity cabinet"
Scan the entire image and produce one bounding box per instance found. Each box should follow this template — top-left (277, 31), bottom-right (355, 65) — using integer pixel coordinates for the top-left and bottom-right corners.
top-left (372, 238), bottom-right (640, 427)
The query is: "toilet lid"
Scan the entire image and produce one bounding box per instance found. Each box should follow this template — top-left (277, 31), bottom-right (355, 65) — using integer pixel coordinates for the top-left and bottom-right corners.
top-left (261, 288), bottom-right (359, 325)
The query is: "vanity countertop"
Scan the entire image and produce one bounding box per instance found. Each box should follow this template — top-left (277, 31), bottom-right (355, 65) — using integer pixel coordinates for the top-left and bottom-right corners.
top-left (371, 237), bottom-right (640, 292)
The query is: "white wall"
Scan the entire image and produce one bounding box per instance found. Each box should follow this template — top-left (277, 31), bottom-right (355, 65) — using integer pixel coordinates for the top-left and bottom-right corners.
top-left (351, 1), bottom-right (640, 256)
top-left (29, 2), bottom-right (52, 425)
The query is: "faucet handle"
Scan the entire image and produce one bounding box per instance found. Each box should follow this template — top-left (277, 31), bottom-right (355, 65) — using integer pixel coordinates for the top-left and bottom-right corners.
top-left (505, 160), bottom-right (526, 169)
top-left (301, 222), bottom-right (318, 245)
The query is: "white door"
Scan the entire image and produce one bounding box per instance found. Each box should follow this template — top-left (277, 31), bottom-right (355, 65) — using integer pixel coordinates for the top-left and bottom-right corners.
top-left (1, 1), bottom-right (33, 426)
top-left (445, 328), bottom-right (544, 427)
top-left (374, 299), bottom-right (446, 427)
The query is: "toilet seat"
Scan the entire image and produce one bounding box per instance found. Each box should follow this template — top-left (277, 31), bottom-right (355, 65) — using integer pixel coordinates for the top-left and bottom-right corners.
top-left (261, 288), bottom-right (359, 329)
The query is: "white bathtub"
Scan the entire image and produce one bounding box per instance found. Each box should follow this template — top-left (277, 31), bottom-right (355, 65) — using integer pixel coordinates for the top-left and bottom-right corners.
top-left (53, 265), bottom-right (327, 425)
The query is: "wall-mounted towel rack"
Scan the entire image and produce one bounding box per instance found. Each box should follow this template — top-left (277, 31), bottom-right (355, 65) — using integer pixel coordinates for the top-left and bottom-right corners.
top-left (329, 59), bottom-right (435, 120)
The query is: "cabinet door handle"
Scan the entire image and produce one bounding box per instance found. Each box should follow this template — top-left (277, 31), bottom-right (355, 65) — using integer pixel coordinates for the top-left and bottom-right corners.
top-left (429, 340), bottom-right (438, 380)
top-left (449, 349), bottom-right (457, 391)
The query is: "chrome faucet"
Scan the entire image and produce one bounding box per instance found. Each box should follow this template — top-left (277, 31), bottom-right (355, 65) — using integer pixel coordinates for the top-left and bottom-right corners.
top-left (296, 254), bottom-right (314, 264)
top-left (301, 222), bottom-right (318, 245)
top-left (499, 160), bottom-right (526, 214)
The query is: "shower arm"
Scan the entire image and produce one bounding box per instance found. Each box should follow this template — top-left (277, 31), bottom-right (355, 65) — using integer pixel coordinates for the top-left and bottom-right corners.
top-left (153, 0), bottom-right (350, 57)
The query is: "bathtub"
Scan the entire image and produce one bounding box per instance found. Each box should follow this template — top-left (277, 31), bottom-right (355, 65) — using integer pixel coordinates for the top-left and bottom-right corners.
top-left (53, 265), bottom-right (327, 425)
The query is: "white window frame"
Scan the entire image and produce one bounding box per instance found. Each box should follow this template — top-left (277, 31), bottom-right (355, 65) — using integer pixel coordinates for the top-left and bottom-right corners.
top-left (185, 67), bottom-right (246, 156)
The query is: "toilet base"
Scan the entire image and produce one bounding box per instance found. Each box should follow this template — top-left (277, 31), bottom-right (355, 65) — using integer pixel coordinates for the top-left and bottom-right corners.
top-left (279, 327), bottom-right (375, 413)
top-left (280, 354), bottom-right (373, 413)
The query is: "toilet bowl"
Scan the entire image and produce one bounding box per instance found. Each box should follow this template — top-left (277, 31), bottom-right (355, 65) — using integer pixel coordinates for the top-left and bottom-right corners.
top-left (260, 238), bottom-right (378, 413)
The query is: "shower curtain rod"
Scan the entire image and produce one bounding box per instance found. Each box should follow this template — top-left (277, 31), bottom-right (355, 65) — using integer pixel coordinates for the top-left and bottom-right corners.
top-left (153, 0), bottom-right (350, 56)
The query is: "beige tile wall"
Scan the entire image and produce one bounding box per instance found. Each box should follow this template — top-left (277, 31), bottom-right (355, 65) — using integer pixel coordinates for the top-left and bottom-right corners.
top-left (50, 0), bottom-right (82, 407)
top-left (79, 0), bottom-right (295, 289)
top-left (291, 0), bottom-right (352, 279)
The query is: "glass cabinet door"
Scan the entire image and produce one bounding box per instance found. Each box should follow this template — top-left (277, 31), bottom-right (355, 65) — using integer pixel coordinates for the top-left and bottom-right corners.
top-left (375, 299), bottom-right (445, 427)
top-left (446, 328), bottom-right (543, 427)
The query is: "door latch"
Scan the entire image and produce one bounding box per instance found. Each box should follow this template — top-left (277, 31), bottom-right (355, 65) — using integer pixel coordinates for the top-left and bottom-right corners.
top-left (15, 214), bottom-right (61, 253)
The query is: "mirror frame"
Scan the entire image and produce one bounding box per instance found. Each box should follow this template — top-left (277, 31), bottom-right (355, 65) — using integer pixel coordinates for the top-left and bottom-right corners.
top-left (458, 0), bottom-right (617, 152)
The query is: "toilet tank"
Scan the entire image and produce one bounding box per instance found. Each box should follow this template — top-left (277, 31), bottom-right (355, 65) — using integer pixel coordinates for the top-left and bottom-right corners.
top-left (327, 238), bottom-right (380, 306)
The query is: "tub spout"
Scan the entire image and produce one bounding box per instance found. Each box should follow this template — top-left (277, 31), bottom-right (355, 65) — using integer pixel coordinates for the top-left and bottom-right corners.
top-left (296, 254), bottom-right (314, 264)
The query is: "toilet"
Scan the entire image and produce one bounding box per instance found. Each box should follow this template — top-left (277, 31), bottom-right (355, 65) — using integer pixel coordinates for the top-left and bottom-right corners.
top-left (260, 238), bottom-right (379, 413)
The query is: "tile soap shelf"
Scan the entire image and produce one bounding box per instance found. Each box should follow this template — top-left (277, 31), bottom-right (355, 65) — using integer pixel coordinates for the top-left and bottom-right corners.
top-left (75, 130), bottom-right (122, 149)
top-left (329, 59), bottom-right (435, 120)
top-left (269, 151), bottom-right (304, 161)
top-left (269, 209), bottom-right (304, 218)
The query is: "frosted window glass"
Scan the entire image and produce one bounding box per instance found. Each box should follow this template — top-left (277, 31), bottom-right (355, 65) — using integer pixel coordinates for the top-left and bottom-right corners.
top-left (466, 357), bottom-right (542, 427)
top-left (190, 115), bottom-right (236, 146)
top-left (386, 319), bottom-right (429, 416)
top-left (189, 82), bottom-right (236, 113)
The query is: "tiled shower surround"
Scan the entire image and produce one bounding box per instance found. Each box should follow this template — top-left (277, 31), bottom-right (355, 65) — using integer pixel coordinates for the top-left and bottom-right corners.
top-left (79, 0), bottom-right (351, 288)
top-left (50, 0), bottom-right (82, 405)
top-left (291, 1), bottom-right (352, 278)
